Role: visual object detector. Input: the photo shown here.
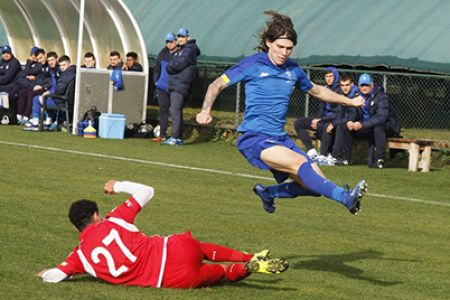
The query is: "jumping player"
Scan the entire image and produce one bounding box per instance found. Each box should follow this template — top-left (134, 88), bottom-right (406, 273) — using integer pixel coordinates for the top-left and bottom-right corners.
top-left (37, 179), bottom-right (288, 289)
top-left (196, 11), bottom-right (368, 215)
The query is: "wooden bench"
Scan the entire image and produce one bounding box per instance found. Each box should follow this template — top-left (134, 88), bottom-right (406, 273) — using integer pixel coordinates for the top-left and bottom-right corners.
top-left (386, 138), bottom-right (434, 172)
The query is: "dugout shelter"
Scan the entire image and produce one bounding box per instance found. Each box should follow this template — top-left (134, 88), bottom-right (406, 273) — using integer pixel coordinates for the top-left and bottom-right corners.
top-left (0, 0), bottom-right (149, 133)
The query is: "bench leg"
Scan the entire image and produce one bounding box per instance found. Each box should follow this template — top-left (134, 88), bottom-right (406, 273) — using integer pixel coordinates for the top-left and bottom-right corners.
top-left (408, 143), bottom-right (419, 172)
top-left (419, 146), bottom-right (431, 172)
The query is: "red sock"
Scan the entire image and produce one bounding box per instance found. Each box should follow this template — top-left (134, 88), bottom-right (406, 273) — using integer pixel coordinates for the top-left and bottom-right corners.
top-left (200, 243), bottom-right (254, 262)
top-left (225, 264), bottom-right (250, 282)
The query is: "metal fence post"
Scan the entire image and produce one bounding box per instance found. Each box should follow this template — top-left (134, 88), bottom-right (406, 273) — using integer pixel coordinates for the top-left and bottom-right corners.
top-left (383, 73), bottom-right (387, 93)
top-left (235, 82), bottom-right (241, 127)
top-left (305, 68), bottom-right (310, 117)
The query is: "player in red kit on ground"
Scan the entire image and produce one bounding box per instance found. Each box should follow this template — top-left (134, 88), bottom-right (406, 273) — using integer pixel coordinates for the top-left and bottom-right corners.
top-left (37, 179), bottom-right (288, 288)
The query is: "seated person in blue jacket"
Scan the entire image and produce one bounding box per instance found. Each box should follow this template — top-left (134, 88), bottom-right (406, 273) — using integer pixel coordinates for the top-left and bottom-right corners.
top-left (123, 52), bottom-right (143, 72)
top-left (294, 67), bottom-right (341, 163)
top-left (327, 73), bottom-right (361, 166)
top-left (336, 73), bottom-right (401, 168)
top-left (0, 45), bottom-right (22, 93)
top-left (16, 51), bottom-right (59, 124)
top-left (24, 55), bottom-right (76, 131)
top-left (2, 46), bottom-right (42, 112)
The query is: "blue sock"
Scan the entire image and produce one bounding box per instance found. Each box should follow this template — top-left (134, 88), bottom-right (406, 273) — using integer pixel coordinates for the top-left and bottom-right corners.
top-left (266, 182), bottom-right (320, 198)
top-left (297, 162), bottom-right (346, 203)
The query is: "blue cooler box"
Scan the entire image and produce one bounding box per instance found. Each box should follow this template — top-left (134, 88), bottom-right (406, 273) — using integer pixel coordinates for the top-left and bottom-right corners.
top-left (99, 113), bottom-right (126, 139)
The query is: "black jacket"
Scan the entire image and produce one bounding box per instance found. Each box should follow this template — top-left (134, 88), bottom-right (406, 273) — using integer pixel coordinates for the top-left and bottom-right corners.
top-left (167, 39), bottom-right (201, 96)
top-left (355, 86), bottom-right (401, 136)
top-left (0, 55), bottom-right (21, 86)
top-left (125, 63), bottom-right (143, 72)
top-left (51, 65), bottom-right (76, 97)
top-left (15, 59), bottom-right (43, 89)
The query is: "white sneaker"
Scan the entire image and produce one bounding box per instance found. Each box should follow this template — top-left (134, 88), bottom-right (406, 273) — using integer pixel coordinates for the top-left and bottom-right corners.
top-left (306, 148), bottom-right (319, 160)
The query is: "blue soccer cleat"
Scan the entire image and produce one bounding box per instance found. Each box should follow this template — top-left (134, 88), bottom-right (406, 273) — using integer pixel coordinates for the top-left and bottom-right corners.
top-left (343, 180), bottom-right (368, 215)
top-left (253, 184), bottom-right (275, 213)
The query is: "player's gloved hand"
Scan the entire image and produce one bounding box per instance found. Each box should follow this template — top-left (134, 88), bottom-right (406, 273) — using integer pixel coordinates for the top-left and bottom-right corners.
top-left (104, 179), bottom-right (117, 195)
top-left (196, 111), bottom-right (213, 125)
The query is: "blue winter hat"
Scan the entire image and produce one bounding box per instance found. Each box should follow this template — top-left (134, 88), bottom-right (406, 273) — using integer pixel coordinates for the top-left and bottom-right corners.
top-left (358, 73), bottom-right (373, 86)
top-left (165, 32), bottom-right (176, 42)
top-left (177, 28), bottom-right (189, 37)
top-left (1, 45), bottom-right (11, 54)
top-left (30, 46), bottom-right (40, 55)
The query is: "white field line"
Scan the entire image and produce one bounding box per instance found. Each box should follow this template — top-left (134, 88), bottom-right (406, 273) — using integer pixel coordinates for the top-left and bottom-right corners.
top-left (1, 140), bottom-right (449, 208)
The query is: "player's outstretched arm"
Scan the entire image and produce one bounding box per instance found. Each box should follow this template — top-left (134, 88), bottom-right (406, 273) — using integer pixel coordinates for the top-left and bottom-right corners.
top-left (196, 76), bottom-right (228, 125)
top-left (104, 180), bottom-right (155, 208)
top-left (308, 84), bottom-right (364, 107)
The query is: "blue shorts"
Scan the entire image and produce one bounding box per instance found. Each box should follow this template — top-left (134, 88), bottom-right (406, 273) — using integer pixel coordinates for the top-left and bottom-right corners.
top-left (236, 131), bottom-right (312, 183)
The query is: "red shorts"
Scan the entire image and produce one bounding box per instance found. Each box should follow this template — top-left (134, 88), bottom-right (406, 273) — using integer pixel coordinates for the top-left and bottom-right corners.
top-left (162, 231), bottom-right (224, 288)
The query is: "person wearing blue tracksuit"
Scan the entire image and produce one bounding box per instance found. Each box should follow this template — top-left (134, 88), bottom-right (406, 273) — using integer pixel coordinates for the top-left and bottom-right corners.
top-left (328, 73), bottom-right (361, 165)
top-left (337, 73), bottom-right (401, 168)
top-left (197, 11), bottom-right (368, 215)
top-left (24, 55), bottom-right (76, 131)
top-left (163, 28), bottom-right (201, 145)
top-left (294, 66), bottom-right (342, 162)
top-left (152, 32), bottom-right (178, 142)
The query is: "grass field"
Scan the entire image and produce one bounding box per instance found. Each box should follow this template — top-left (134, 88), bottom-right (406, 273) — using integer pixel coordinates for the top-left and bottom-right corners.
top-left (1, 126), bottom-right (449, 300)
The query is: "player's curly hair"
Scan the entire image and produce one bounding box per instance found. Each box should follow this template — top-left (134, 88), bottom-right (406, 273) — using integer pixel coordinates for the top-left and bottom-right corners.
top-left (68, 199), bottom-right (99, 231)
top-left (256, 10), bottom-right (297, 52)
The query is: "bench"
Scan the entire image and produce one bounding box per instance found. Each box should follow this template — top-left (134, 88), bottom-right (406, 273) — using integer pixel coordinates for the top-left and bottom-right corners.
top-left (386, 137), bottom-right (434, 172)
top-left (312, 134), bottom-right (434, 172)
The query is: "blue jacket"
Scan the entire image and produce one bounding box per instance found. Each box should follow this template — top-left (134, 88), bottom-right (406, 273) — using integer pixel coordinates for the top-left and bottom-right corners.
top-left (336, 84), bottom-right (360, 125)
top-left (0, 55), bottom-right (21, 86)
top-left (315, 66), bottom-right (341, 122)
top-left (49, 64), bottom-right (75, 109)
top-left (355, 85), bottom-right (401, 135)
top-left (167, 39), bottom-right (201, 96)
top-left (153, 47), bottom-right (173, 92)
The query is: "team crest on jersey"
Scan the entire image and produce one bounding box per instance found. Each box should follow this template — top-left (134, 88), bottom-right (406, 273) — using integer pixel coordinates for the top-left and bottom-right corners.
top-left (126, 200), bottom-right (133, 207)
top-left (285, 70), bottom-right (292, 80)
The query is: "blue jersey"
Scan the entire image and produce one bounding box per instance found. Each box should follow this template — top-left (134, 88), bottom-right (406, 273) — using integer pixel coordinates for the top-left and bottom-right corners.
top-left (222, 52), bottom-right (313, 136)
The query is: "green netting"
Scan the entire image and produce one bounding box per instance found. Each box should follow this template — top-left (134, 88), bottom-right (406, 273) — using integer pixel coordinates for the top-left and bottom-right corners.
top-left (124, 0), bottom-right (450, 74)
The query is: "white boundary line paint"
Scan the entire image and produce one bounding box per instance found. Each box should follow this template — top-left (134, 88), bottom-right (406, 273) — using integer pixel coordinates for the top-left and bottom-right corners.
top-left (1, 140), bottom-right (449, 208)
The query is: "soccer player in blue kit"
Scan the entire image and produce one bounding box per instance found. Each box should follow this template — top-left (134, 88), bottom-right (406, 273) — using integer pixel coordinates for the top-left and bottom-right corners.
top-left (196, 11), bottom-right (368, 215)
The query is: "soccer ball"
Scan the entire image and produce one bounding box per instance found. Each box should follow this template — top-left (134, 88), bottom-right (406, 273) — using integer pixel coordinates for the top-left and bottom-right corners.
top-left (153, 125), bottom-right (160, 137)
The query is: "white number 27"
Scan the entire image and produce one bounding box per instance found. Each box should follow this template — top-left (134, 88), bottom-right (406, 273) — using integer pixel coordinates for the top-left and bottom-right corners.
top-left (91, 229), bottom-right (137, 277)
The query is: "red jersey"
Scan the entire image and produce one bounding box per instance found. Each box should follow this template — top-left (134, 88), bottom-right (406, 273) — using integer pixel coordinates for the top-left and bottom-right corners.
top-left (57, 196), bottom-right (169, 287)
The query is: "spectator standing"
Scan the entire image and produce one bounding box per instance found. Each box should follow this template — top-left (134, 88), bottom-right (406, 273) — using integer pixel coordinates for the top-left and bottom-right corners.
top-left (152, 32), bottom-right (178, 142)
top-left (163, 28), bottom-right (201, 146)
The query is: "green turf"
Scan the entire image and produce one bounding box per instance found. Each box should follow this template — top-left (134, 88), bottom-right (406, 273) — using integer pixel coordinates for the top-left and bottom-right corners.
top-left (1, 126), bottom-right (449, 300)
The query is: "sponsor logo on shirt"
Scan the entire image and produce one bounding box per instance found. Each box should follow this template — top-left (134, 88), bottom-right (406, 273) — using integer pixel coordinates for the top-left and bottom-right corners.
top-left (259, 72), bottom-right (269, 77)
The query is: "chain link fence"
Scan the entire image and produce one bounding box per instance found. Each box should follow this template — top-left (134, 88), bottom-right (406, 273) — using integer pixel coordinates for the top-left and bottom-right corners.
top-left (149, 61), bottom-right (450, 130)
